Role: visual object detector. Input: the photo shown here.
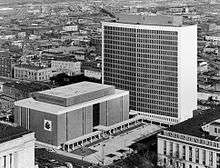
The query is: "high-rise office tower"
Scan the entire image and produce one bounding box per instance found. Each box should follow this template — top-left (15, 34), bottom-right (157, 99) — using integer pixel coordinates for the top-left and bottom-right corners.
top-left (102, 15), bottom-right (197, 124)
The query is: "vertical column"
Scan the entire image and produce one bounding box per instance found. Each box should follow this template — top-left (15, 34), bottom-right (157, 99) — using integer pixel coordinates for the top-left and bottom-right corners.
top-left (11, 153), bottom-right (15, 168)
top-left (192, 146), bottom-right (195, 163)
top-left (0, 157), bottom-right (4, 168)
top-left (6, 154), bottom-right (10, 168)
top-left (185, 145), bottom-right (189, 161)
top-left (213, 151), bottom-right (217, 168)
top-left (199, 148), bottom-right (203, 165)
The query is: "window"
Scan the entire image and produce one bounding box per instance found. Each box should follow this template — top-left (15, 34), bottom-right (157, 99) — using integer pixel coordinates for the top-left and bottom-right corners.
top-left (217, 153), bottom-right (220, 168)
top-left (202, 150), bottom-right (206, 165)
top-left (182, 145), bottom-right (186, 160)
top-left (195, 148), bottom-right (199, 163)
top-left (189, 146), bottom-right (192, 161)
top-left (3, 156), bottom-right (6, 168)
top-left (176, 143), bottom-right (179, 158)
top-left (215, 127), bottom-right (218, 133)
top-left (209, 151), bottom-right (213, 167)
top-left (182, 163), bottom-right (185, 168)
top-left (163, 140), bottom-right (167, 155)
top-left (170, 142), bottom-right (173, 156)
top-left (10, 154), bottom-right (12, 168)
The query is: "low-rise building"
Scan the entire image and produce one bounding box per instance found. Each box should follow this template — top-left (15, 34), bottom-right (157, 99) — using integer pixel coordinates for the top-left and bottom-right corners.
top-left (84, 67), bottom-right (101, 80)
top-left (157, 109), bottom-right (220, 168)
top-left (51, 60), bottom-right (81, 76)
top-left (14, 64), bottom-right (52, 81)
top-left (82, 61), bottom-right (101, 80)
top-left (14, 82), bottom-right (129, 147)
top-left (0, 122), bottom-right (35, 168)
top-left (62, 25), bottom-right (78, 32)
top-left (3, 81), bottom-right (50, 101)
top-left (0, 50), bottom-right (14, 78)
top-left (198, 61), bottom-right (208, 73)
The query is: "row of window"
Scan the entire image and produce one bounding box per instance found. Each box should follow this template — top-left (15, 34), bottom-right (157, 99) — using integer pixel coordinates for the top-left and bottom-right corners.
top-left (104, 33), bottom-right (178, 41)
top-left (137, 89), bottom-right (178, 98)
top-left (104, 48), bottom-right (178, 56)
top-left (163, 140), bottom-right (215, 167)
top-left (105, 63), bottom-right (178, 73)
top-left (136, 99), bottom-right (178, 108)
top-left (105, 43), bottom-right (178, 51)
top-left (104, 26), bottom-right (178, 35)
top-left (137, 74), bottom-right (177, 82)
top-left (0, 154), bottom-right (13, 168)
top-left (104, 38), bottom-right (178, 46)
top-left (137, 84), bottom-right (178, 92)
top-left (137, 106), bottom-right (178, 117)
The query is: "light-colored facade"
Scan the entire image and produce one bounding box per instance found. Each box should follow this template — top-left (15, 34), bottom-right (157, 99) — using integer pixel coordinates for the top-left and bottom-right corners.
top-left (157, 110), bottom-right (220, 168)
top-left (0, 123), bottom-right (35, 168)
top-left (84, 69), bottom-right (101, 80)
top-left (51, 60), bottom-right (81, 76)
top-left (14, 64), bottom-right (52, 81)
top-left (102, 15), bottom-right (197, 125)
top-left (14, 82), bottom-right (129, 146)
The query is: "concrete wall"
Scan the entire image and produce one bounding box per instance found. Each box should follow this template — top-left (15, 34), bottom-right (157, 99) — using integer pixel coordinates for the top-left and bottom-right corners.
top-left (100, 101), bottom-right (107, 125)
top-left (178, 25), bottom-right (197, 122)
top-left (57, 106), bottom-right (93, 145)
top-left (99, 94), bottom-right (129, 126)
top-left (57, 114), bottom-right (66, 145)
top-left (15, 106), bottom-right (59, 146)
top-left (14, 92), bottom-right (129, 146)
top-left (29, 109), bottom-right (58, 145)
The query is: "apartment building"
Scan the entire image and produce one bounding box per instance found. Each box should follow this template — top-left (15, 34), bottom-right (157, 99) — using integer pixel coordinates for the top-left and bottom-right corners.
top-left (14, 64), bottom-right (52, 81)
top-left (51, 60), bottom-right (81, 76)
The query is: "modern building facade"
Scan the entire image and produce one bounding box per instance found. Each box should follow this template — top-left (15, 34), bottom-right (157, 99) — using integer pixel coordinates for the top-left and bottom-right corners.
top-left (102, 15), bottom-right (197, 124)
top-left (157, 109), bottom-right (220, 168)
top-left (0, 122), bottom-right (35, 168)
top-left (14, 82), bottom-right (129, 146)
top-left (14, 64), bottom-right (52, 81)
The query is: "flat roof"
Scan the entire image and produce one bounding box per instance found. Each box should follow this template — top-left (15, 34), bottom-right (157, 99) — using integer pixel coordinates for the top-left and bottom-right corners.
top-left (0, 122), bottom-right (32, 143)
top-left (15, 89), bottom-right (129, 115)
top-left (14, 64), bottom-right (48, 70)
top-left (166, 108), bottom-right (220, 141)
top-left (38, 82), bottom-right (111, 99)
top-left (113, 14), bottom-right (183, 27)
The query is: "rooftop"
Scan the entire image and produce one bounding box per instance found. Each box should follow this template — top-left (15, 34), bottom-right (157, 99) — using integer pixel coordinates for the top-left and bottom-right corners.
top-left (0, 122), bottom-right (32, 143)
top-left (3, 81), bottom-right (50, 93)
top-left (15, 88), bottom-right (128, 115)
top-left (37, 82), bottom-right (113, 99)
top-left (14, 64), bottom-right (49, 70)
top-left (166, 108), bottom-right (220, 141)
top-left (32, 82), bottom-right (115, 107)
top-left (113, 14), bottom-right (183, 27)
top-left (43, 46), bottom-right (85, 54)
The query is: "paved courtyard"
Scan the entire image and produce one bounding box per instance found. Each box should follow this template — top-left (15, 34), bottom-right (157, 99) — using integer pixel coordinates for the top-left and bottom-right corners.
top-left (83, 123), bottom-right (162, 165)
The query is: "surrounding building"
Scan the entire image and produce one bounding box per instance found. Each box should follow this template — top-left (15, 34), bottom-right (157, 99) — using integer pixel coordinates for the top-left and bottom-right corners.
top-left (0, 122), bottom-right (35, 168)
top-left (14, 82), bottom-right (129, 146)
top-left (102, 14), bottom-right (197, 125)
top-left (0, 50), bottom-right (14, 78)
top-left (157, 109), bottom-right (220, 168)
top-left (14, 64), bottom-right (52, 81)
top-left (3, 81), bottom-right (50, 101)
top-left (51, 59), bottom-right (81, 76)
top-left (83, 61), bottom-right (102, 80)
